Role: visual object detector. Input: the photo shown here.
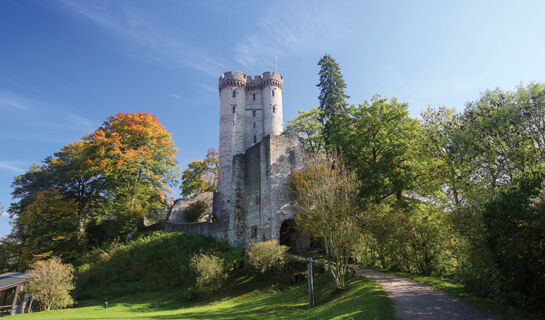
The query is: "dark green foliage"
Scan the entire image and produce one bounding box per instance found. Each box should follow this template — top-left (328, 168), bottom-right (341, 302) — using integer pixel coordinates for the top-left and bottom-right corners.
top-left (476, 172), bottom-right (545, 311)
top-left (185, 200), bottom-right (208, 222)
top-left (329, 96), bottom-right (421, 203)
top-left (316, 54), bottom-right (349, 146)
top-left (76, 232), bottom-right (243, 299)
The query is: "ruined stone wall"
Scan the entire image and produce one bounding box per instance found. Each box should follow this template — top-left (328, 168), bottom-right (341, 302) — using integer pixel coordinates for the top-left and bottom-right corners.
top-left (229, 134), bottom-right (305, 246)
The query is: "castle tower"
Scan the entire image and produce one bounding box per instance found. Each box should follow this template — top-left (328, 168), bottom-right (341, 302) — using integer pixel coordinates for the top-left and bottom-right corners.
top-left (217, 71), bottom-right (284, 235)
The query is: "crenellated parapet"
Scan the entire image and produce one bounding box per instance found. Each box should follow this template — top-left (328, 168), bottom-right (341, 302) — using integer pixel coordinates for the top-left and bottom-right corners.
top-left (219, 71), bottom-right (283, 92)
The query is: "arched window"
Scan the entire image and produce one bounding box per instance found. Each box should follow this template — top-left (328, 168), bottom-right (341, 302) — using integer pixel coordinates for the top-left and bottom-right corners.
top-left (232, 90), bottom-right (236, 97)
top-left (272, 89), bottom-right (275, 97)
top-left (232, 105), bottom-right (236, 113)
top-left (254, 135), bottom-right (257, 143)
top-left (253, 93), bottom-right (256, 101)
top-left (253, 110), bottom-right (256, 117)
top-left (253, 122), bottom-right (256, 128)
top-left (272, 105), bottom-right (276, 113)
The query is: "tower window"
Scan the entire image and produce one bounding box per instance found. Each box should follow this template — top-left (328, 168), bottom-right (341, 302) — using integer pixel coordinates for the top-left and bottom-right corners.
top-left (253, 122), bottom-right (256, 128)
top-left (272, 90), bottom-right (275, 97)
top-left (232, 90), bottom-right (236, 97)
top-left (254, 135), bottom-right (257, 143)
top-left (253, 93), bottom-right (256, 101)
top-left (273, 105), bottom-right (276, 113)
top-left (232, 105), bottom-right (236, 113)
top-left (253, 110), bottom-right (256, 117)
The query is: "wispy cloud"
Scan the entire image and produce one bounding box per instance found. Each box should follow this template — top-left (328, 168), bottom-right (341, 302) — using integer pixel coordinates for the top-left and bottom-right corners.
top-left (169, 93), bottom-right (180, 99)
top-left (52, 0), bottom-right (225, 76)
top-left (234, 2), bottom-right (350, 67)
top-left (0, 88), bottom-right (95, 141)
top-left (0, 91), bottom-right (31, 111)
top-left (0, 162), bottom-right (25, 173)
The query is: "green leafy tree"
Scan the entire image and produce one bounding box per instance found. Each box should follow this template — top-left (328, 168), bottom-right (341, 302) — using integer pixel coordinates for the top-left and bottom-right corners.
top-left (27, 257), bottom-right (74, 311)
top-left (14, 188), bottom-right (82, 263)
top-left (284, 107), bottom-right (325, 151)
top-left (181, 148), bottom-right (218, 197)
top-left (480, 171), bottom-right (545, 312)
top-left (316, 54), bottom-right (349, 146)
top-left (330, 95), bottom-right (421, 204)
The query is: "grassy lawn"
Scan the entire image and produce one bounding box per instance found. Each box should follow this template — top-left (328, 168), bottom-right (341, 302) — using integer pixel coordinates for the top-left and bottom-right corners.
top-left (391, 272), bottom-right (541, 320)
top-left (13, 274), bottom-right (397, 320)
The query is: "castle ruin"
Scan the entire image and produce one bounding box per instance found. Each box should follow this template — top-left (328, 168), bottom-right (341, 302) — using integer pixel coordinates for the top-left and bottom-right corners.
top-left (166, 71), bottom-right (308, 251)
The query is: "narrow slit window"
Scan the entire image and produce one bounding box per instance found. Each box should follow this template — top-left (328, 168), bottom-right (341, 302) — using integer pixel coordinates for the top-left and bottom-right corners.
top-left (232, 106), bottom-right (236, 113)
top-left (253, 122), bottom-right (256, 128)
top-left (253, 93), bottom-right (256, 101)
top-left (253, 110), bottom-right (256, 117)
top-left (272, 105), bottom-right (276, 113)
top-left (272, 90), bottom-right (275, 97)
top-left (232, 90), bottom-right (236, 97)
top-left (254, 135), bottom-right (257, 143)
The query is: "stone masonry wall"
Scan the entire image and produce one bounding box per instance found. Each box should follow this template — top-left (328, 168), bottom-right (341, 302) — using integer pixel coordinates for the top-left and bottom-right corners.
top-left (229, 134), bottom-right (306, 246)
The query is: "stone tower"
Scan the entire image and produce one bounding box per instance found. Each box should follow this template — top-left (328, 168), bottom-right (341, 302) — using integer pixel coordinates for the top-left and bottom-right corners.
top-left (166, 70), bottom-right (307, 251)
top-left (216, 71), bottom-right (283, 231)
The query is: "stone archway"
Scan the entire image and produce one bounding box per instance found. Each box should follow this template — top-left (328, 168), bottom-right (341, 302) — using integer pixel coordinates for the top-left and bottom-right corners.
top-left (279, 219), bottom-right (309, 253)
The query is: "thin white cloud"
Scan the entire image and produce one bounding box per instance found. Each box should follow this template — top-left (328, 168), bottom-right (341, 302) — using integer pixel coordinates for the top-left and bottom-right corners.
top-left (0, 162), bottom-right (25, 173)
top-left (234, 2), bottom-right (350, 67)
top-left (0, 89), bottom-right (95, 139)
top-left (52, 0), bottom-right (225, 76)
top-left (169, 93), bottom-right (180, 99)
top-left (0, 92), bottom-right (31, 111)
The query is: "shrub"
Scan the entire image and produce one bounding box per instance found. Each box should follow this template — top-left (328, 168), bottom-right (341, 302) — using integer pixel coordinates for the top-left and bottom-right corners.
top-left (190, 253), bottom-right (226, 291)
top-left (27, 257), bottom-right (74, 311)
top-left (247, 240), bottom-right (288, 273)
top-left (185, 200), bottom-right (208, 222)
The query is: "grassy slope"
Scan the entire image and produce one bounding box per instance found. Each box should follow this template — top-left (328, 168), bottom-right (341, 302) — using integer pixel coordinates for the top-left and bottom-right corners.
top-left (391, 272), bottom-right (541, 320)
top-left (13, 274), bottom-right (397, 320)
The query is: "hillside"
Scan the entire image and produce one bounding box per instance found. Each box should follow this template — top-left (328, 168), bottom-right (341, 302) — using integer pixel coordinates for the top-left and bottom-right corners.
top-left (13, 232), bottom-right (396, 319)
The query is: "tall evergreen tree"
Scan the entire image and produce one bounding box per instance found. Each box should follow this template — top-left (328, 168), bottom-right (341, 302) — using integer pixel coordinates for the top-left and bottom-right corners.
top-left (316, 54), bottom-right (349, 146)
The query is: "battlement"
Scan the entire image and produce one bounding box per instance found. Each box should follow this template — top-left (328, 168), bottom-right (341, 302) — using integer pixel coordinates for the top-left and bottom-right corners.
top-left (219, 71), bottom-right (283, 91)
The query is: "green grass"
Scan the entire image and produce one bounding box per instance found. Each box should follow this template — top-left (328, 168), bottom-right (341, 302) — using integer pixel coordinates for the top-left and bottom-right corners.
top-left (13, 274), bottom-right (397, 320)
top-left (390, 272), bottom-right (541, 320)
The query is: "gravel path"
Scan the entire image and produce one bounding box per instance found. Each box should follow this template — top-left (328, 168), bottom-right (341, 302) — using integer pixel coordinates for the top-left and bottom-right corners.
top-left (352, 267), bottom-right (499, 320)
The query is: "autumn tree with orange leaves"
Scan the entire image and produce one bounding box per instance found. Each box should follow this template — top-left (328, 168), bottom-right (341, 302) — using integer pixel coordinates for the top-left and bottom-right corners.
top-left (8, 112), bottom-right (179, 265)
top-left (83, 112), bottom-right (179, 236)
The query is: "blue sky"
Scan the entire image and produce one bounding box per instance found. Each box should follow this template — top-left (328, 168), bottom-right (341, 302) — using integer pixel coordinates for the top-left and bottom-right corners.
top-left (2, 0), bottom-right (545, 236)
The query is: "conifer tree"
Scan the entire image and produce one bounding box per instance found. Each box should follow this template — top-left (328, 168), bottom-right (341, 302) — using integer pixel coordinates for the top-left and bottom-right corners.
top-left (316, 54), bottom-right (349, 146)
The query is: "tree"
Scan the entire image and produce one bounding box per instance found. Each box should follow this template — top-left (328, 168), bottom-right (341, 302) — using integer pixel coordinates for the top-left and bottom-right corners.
top-left (14, 188), bottom-right (81, 263)
top-left (83, 112), bottom-right (179, 236)
top-left (480, 171), bottom-right (545, 311)
top-left (329, 95), bottom-right (421, 204)
top-left (283, 107), bottom-right (325, 151)
top-left (316, 54), bottom-right (349, 146)
top-left (290, 152), bottom-right (359, 289)
top-left (0, 238), bottom-right (20, 273)
top-left (9, 112), bottom-right (180, 252)
top-left (181, 148), bottom-right (218, 197)
top-left (27, 257), bottom-right (74, 311)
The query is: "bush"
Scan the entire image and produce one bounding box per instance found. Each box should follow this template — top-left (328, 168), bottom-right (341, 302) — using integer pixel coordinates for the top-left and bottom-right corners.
top-left (190, 253), bottom-right (226, 291)
top-left (185, 200), bottom-right (208, 222)
top-left (27, 257), bottom-right (74, 311)
top-left (247, 240), bottom-right (288, 273)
